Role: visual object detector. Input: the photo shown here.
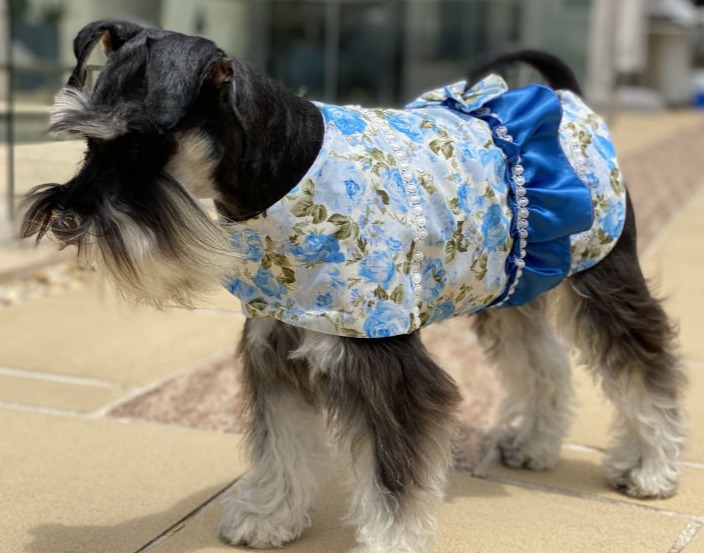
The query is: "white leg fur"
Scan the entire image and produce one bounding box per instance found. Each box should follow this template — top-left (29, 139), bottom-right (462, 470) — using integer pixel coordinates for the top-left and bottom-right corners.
top-left (343, 440), bottom-right (443, 553)
top-left (600, 371), bottom-right (686, 498)
top-left (220, 321), bottom-right (329, 548)
top-left (477, 300), bottom-right (573, 470)
top-left (219, 391), bottom-right (329, 547)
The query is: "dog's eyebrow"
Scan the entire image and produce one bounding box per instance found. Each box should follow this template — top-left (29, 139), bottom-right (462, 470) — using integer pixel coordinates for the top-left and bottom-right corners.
top-left (49, 87), bottom-right (129, 140)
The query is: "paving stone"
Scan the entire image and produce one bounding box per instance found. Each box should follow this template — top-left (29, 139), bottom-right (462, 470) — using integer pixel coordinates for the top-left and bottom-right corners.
top-left (685, 526), bottom-right (704, 551)
top-left (0, 285), bottom-right (245, 386)
top-left (484, 447), bottom-right (704, 517)
top-left (145, 469), bottom-right (692, 553)
top-left (1, 409), bottom-right (245, 553)
top-left (0, 372), bottom-right (129, 413)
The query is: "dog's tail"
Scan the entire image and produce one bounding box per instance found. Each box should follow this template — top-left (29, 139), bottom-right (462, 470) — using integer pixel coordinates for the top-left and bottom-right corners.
top-left (467, 49), bottom-right (582, 96)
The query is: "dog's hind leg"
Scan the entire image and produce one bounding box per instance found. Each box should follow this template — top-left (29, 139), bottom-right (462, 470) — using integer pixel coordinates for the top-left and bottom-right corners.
top-left (299, 330), bottom-right (461, 553)
top-left (557, 193), bottom-right (687, 498)
top-left (219, 318), bottom-right (329, 548)
top-left (475, 297), bottom-right (574, 471)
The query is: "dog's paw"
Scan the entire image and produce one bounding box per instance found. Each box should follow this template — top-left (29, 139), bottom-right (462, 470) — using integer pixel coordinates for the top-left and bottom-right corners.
top-left (219, 498), bottom-right (310, 549)
top-left (605, 457), bottom-right (680, 499)
top-left (498, 434), bottom-right (560, 471)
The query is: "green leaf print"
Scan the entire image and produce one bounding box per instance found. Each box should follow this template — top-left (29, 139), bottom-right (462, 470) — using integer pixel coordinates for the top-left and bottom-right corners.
top-left (374, 285), bottom-right (389, 301)
top-left (290, 196), bottom-right (313, 217)
top-left (301, 179), bottom-right (315, 197)
top-left (280, 267), bottom-right (296, 284)
top-left (376, 189), bottom-right (390, 206)
top-left (310, 204), bottom-right (328, 224)
top-left (390, 285), bottom-right (405, 304)
top-left (444, 240), bottom-right (457, 263)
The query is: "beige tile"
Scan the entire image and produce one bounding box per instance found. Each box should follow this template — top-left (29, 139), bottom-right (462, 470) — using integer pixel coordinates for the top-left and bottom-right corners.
top-left (684, 363), bottom-right (704, 462)
top-left (1, 409), bottom-right (245, 553)
top-left (147, 472), bottom-right (356, 553)
top-left (0, 372), bottom-right (129, 412)
top-left (440, 473), bottom-right (691, 553)
top-left (610, 111), bottom-right (704, 157)
top-left (566, 366), bottom-right (613, 449)
top-left (686, 527), bottom-right (704, 551)
top-left (485, 447), bottom-right (704, 517)
top-left (0, 242), bottom-right (71, 279)
top-left (149, 469), bottom-right (691, 553)
top-left (0, 286), bottom-right (245, 386)
top-left (641, 186), bottom-right (704, 363)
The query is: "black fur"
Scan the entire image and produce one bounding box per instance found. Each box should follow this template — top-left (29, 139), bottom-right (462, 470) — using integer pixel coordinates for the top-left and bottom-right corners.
top-left (467, 49), bottom-right (583, 95)
top-left (69, 19), bottom-right (144, 88)
top-left (319, 330), bottom-right (461, 497)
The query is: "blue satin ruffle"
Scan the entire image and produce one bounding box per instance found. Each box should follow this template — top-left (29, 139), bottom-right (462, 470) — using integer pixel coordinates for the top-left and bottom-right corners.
top-left (447, 84), bottom-right (595, 308)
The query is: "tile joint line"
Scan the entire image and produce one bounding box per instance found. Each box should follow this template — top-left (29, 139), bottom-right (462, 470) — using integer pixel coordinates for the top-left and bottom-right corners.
top-left (667, 519), bottom-right (703, 553)
top-left (134, 479), bottom-right (239, 553)
top-left (477, 473), bottom-right (704, 522)
top-left (0, 365), bottom-right (118, 388)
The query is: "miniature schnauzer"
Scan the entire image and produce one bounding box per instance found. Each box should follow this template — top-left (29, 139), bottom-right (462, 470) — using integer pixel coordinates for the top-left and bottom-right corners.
top-left (21, 20), bottom-right (686, 553)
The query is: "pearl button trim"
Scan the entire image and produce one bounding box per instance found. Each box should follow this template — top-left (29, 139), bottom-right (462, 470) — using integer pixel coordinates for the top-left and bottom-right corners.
top-left (478, 107), bottom-right (530, 307)
top-left (363, 109), bottom-right (428, 328)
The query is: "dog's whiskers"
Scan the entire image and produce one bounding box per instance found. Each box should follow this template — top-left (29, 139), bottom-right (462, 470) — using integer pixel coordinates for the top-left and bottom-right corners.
top-left (50, 86), bottom-right (131, 140)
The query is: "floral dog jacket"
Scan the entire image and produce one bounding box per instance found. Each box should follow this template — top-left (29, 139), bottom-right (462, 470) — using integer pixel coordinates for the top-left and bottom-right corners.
top-left (223, 75), bottom-right (626, 338)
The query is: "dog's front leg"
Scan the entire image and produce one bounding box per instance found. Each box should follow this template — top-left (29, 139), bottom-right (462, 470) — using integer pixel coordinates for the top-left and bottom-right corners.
top-left (220, 318), bottom-right (329, 548)
top-left (300, 330), bottom-right (461, 553)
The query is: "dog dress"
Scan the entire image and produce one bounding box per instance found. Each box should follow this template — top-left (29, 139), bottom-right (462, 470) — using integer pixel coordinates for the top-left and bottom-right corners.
top-left (223, 75), bottom-right (626, 338)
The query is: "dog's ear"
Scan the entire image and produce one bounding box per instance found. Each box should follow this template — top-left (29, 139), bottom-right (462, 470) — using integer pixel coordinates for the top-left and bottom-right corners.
top-left (144, 33), bottom-right (233, 131)
top-left (68, 20), bottom-right (145, 88)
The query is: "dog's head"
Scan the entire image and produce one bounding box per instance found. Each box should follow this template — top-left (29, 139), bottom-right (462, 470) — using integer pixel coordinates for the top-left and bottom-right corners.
top-left (20, 20), bottom-right (242, 306)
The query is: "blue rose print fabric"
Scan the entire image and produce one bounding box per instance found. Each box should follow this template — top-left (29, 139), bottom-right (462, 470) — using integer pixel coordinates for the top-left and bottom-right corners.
top-left (222, 75), bottom-right (626, 338)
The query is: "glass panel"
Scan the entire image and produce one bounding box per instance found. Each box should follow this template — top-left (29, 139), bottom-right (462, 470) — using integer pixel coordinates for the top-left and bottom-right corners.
top-left (266, 1), bottom-right (327, 100)
top-left (336, 1), bottom-right (401, 104)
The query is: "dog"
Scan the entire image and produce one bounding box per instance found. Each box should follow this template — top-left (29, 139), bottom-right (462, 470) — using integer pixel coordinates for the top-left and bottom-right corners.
top-left (21, 20), bottom-right (687, 552)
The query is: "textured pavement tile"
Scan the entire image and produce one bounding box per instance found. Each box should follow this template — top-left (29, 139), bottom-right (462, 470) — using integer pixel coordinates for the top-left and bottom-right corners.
top-left (484, 447), bottom-right (704, 517)
top-left (685, 526), bottom-right (704, 551)
top-left (0, 286), bottom-right (244, 385)
top-left (640, 185), bottom-right (704, 363)
top-left (0, 372), bottom-right (129, 413)
top-left (609, 111), bottom-right (704, 157)
top-left (146, 469), bottom-right (691, 553)
top-left (1, 409), bottom-right (245, 553)
top-left (145, 471), bottom-right (356, 553)
top-left (439, 473), bottom-right (691, 553)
